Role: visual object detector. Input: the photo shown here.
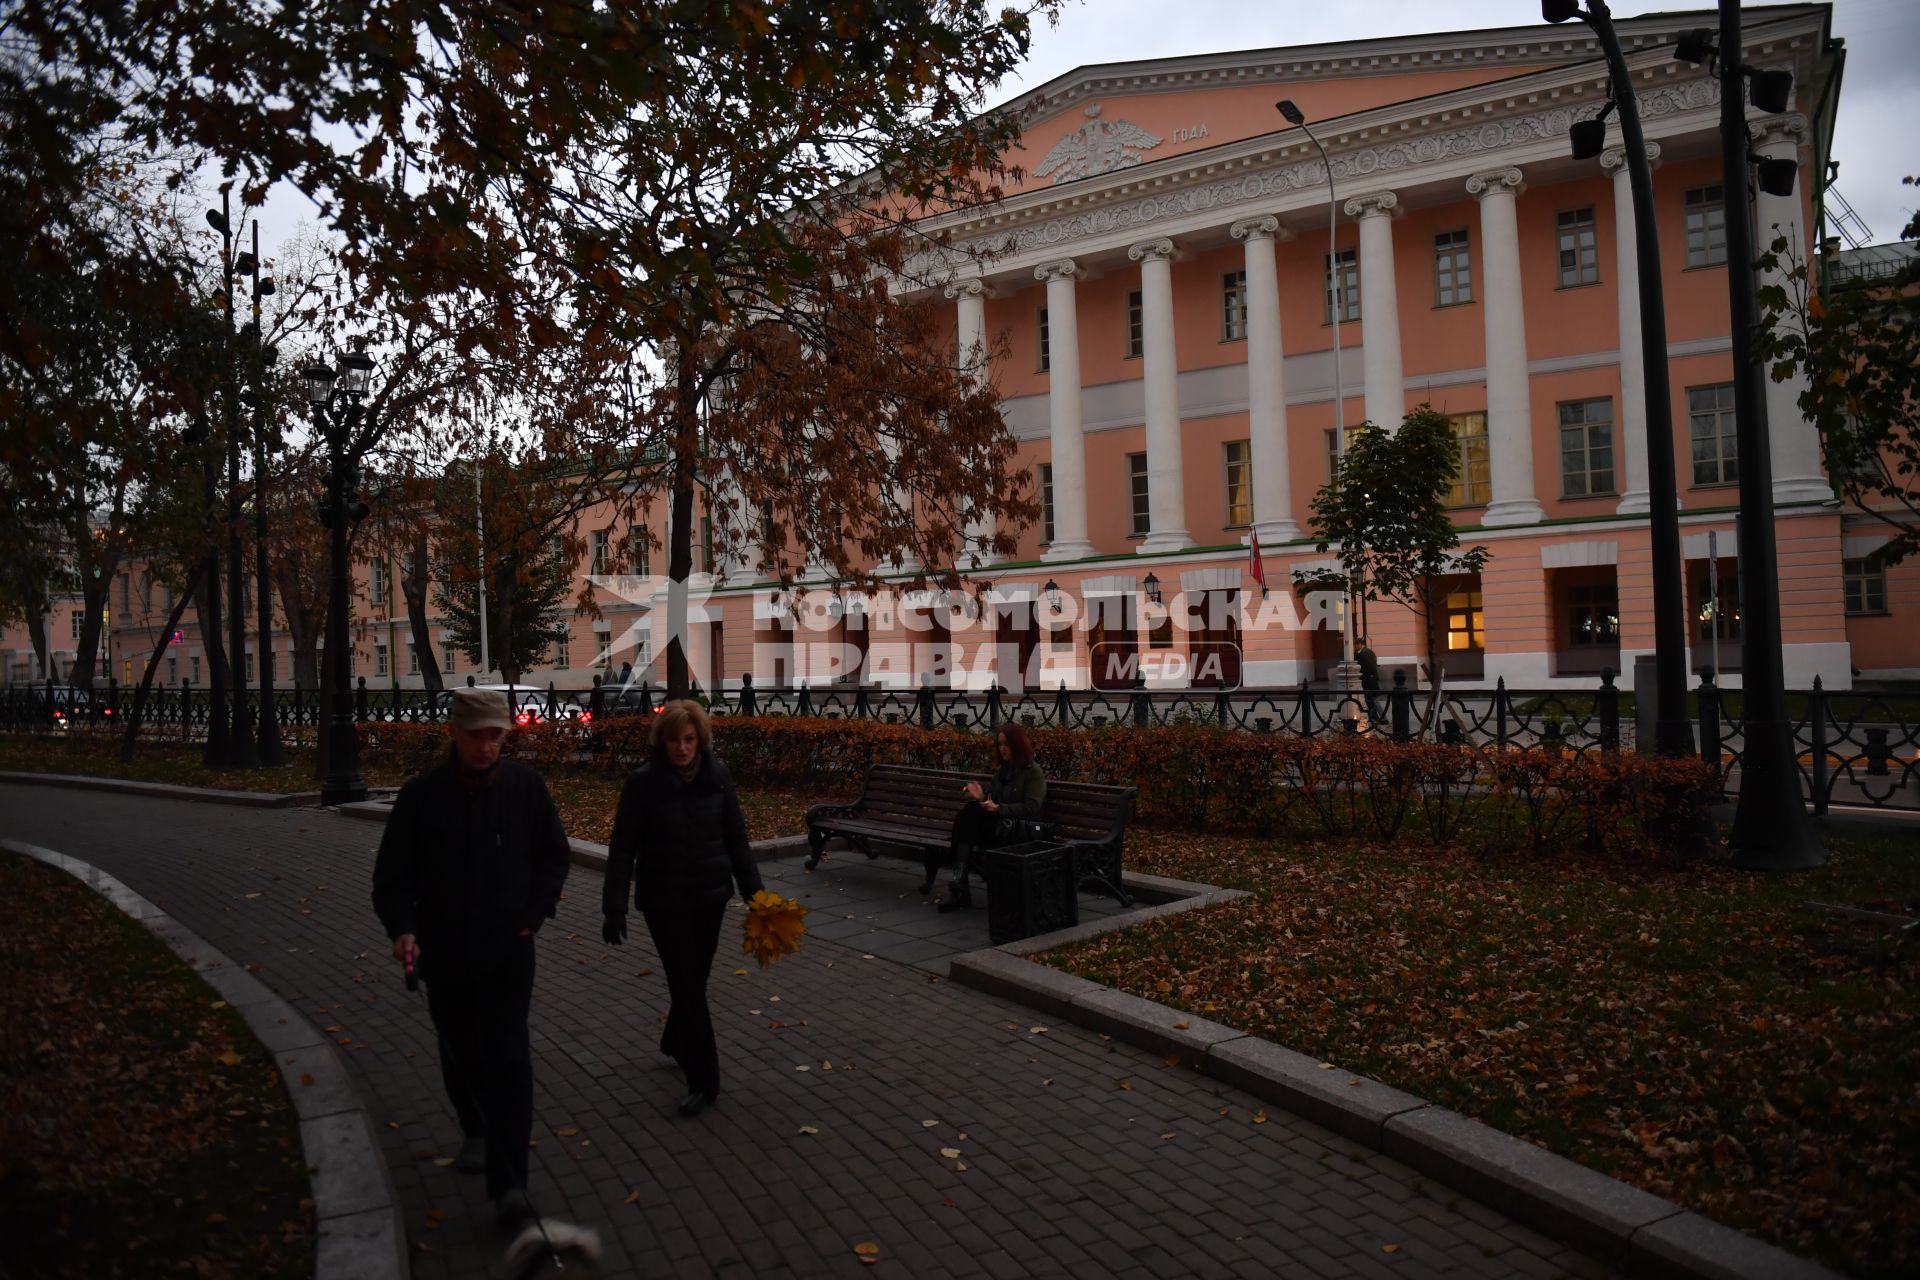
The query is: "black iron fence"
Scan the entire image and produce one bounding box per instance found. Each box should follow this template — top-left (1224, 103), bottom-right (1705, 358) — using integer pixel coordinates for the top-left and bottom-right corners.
top-left (5, 669), bottom-right (1915, 812)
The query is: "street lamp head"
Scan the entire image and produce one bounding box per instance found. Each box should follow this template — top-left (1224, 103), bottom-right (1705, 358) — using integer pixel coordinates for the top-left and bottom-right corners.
top-left (1748, 67), bottom-right (1793, 114)
top-left (205, 209), bottom-right (228, 233)
top-left (1675, 27), bottom-right (1715, 66)
top-left (233, 251), bottom-right (258, 276)
top-left (301, 363), bottom-right (338, 409)
top-left (1274, 99), bottom-right (1305, 127)
top-left (1540, 0), bottom-right (1582, 23)
top-left (339, 350), bottom-right (375, 399)
top-left (1568, 118), bottom-right (1608, 160)
top-left (256, 275), bottom-right (276, 297)
top-left (1143, 571), bottom-right (1161, 604)
top-left (1756, 156), bottom-right (1798, 198)
top-left (1042, 578), bottom-right (1062, 614)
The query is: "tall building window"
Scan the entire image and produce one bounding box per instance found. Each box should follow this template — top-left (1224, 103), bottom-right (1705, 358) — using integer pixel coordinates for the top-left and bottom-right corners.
top-left (1324, 248), bottom-right (1359, 323)
top-left (553, 630), bottom-right (571, 669)
top-left (369, 559), bottom-right (386, 606)
top-left (1127, 453), bottom-right (1150, 536)
top-left (140, 571), bottom-right (152, 610)
top-left (1036, 305), bottom-right (1050, 372)
top-left (1039, 463), bottom-right (1054, 544)
top-left (375, 642), bottom-right (388, 677)
top-left (1567, 584), bottom-right (1620, 646)
top-left (591, 528), bottom-right (610, 575)
top-left (1221, 270), bottom-right (1248, 341)
top-left (167, 655), bottom-right (177, 683)
top-left (1434, 229), bottom-right (1473, 306)
top-left (1445, 589), bottom-right (1485, 652)
top-left (1843, 559), bottom-right (1887, 615)
top-left (1223, 440), bottom-right (1252, 527)
top-left (1125, 289), bottom-right (1143, 359)
top-left (71, 608), bottom-right (83, 640)
top-left (442, 639), bottom-right (457, 674)
top-left (699, 516), bottom-right (714, 574)
top-left (190, 654), bottom-right (200, 683)
top-left (1446, 412), bottom-right (1491, 508)
top-left (1695, 570), bottom-right (1741, 644)
top-left (118, 572), bottom-right (130, 612)
top-left (1324, 426), bottom-right (1356, 482)
top-left (1556, 207), bottom-right (1599, 286)
top-left (637, 540), bottom-right (650, 578)
top-left (1558, 398), bottom-right (1615, 497)
top-left (406, 641), bottom-right (418, 675)
top-left (1688, 383), bottom-right (1738, 485)
top-left (1684, 185), bottom-right (1727, 268)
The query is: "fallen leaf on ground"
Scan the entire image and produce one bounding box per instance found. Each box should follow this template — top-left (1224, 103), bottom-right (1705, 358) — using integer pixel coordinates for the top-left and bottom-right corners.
top-left (940, 1147), bottom-right (961, 1158)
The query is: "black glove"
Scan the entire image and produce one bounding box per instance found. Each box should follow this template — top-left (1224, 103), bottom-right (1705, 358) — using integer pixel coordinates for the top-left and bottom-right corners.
top-left (602, 913), bottom-right (627, 946)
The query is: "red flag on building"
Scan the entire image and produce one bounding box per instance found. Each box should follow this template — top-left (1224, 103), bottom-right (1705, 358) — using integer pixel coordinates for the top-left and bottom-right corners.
top-left (1249, 529), bottom-right (1268, 598)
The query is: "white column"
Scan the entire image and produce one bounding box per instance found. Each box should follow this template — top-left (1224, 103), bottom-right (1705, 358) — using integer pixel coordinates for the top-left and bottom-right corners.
top-left (946, 277), bottom-right (996, 567)
top-left (1038, 259), bottom-right (1094, 560)
top-left (1754, 114), bottom-right (1832, 503)
top-left (1468, 166), bottom-right (1545, 527)
top-left (1232, 215), bottom-right (1298, 543)
top-left (1602, 142), bottom-right (1662, 516)
top-left (1128, 237), bottom-right (1192, 554)
top-left (1342, 191), bottom-right (1403, 430)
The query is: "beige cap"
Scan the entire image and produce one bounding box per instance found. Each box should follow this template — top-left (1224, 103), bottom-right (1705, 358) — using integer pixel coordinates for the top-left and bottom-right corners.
top-left (448, 688), bottom-right (512, 731)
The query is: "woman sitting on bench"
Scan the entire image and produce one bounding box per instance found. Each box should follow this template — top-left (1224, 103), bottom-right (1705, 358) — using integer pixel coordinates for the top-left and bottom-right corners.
top-left (931, 723), bottom-right (1048, 913)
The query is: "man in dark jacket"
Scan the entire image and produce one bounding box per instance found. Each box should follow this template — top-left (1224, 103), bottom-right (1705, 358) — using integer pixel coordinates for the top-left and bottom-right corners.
top-left (372, 687), bottom-right (571, 1226)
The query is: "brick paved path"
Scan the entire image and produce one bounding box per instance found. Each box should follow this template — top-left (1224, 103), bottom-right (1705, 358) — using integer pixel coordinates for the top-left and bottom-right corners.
top-left (1, 781), bottom-right (1616, 1279)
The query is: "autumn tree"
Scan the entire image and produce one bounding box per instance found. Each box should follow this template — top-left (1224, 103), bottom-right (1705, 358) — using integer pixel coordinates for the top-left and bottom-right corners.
top-left (431, 451), bottom-right (585, 687)
top-left (1756, 175), bottom-right (1920, 568)
top-left (1294, 405), bottom-right (1491, 691)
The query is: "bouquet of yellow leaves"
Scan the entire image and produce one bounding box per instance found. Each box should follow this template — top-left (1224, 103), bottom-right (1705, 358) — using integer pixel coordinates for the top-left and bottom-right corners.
top-left (742, 890), bottom-right (808, 969)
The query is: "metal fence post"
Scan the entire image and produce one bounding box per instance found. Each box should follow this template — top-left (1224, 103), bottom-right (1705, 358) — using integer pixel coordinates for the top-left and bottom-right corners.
top-left (1054, 682), bottom-right (1071, 728)
top-left (1809, 675), bottom-right (1829, 817)
top-left (796, 684), bottom-right (814, 717)
top-left (1298, 679), bottom-right (1315, 738)
top-left (916, 676), bottom-right (934, 729)
top-left (356, 676), bottom-right (369, 724)
top-left (1495, 677), bottom-right (1510, 749)
top-left (1597, 666), bottom-right (1620, 754)
top-left (180, 677), bottom-right (191, 741)
top-left (986, 683), bottom-right (1002, 732)
top-left (1131, 675), bottom-right (1149, 729)
top-left (1390, 669), bottom-right (1411, 742)
top-left (853, 680), bottom-right (870, 720)
top-left (739, 671), bottom-right (757, 716)
top-left (590, 673), bottom-right (605, 719)
top-left (1697, 673), bottom-right (1722, 775)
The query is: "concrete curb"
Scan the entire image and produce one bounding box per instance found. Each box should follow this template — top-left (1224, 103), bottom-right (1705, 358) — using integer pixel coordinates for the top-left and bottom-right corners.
top-left (0, 837), bottom-right (407, 1280)
top-left (0, 769), bottom-right (320, 808)
top-left (946, 895), bottom-right (1842, 1280)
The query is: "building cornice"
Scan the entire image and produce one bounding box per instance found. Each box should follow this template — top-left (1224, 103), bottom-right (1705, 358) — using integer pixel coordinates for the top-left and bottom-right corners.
top-left (911, 10), bottom-right (1830, 285)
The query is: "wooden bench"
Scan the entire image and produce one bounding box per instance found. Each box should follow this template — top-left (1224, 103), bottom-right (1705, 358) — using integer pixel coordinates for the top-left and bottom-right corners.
top-left (804, 763), bottom-right (1136, 906)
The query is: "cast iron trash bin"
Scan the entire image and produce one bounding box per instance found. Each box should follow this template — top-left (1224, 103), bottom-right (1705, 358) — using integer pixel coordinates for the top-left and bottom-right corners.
top-left (980, 841), bottom-right (1080, 945)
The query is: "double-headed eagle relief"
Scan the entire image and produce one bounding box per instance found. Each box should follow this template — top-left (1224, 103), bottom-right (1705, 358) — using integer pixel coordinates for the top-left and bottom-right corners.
top-left (1032, 104), bottom-right (1164, 184)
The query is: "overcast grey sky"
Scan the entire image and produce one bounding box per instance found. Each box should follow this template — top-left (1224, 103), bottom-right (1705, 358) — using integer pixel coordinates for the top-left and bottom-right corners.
top-left (993, 0), bottom-right (1919, 245)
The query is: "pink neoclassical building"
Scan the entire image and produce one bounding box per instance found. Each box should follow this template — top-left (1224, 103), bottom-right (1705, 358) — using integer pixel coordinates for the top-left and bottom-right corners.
top-left (7, 4), bottom-right (1914, 698)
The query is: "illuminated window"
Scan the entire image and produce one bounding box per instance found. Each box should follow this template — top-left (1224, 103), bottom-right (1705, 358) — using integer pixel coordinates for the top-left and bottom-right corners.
top-left (1445, 589), bottom-right (1485, 652)
top-left (1223, 441), bottom-right (1252, 527)
top-left (1446, 413), bottom-right (1491, 508)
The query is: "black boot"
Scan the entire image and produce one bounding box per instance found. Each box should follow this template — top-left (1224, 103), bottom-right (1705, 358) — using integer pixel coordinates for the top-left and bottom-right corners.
top-left (937, 880), bottom-right (972, 913)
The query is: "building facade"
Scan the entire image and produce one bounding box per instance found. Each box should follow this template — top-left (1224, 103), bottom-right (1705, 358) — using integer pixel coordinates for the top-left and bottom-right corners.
top-left (7, 5), bottom-right (1914, 695)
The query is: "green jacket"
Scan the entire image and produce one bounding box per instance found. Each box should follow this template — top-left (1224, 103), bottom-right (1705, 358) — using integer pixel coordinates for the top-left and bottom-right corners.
top-left (987, 762), bottom-right (1048, 821)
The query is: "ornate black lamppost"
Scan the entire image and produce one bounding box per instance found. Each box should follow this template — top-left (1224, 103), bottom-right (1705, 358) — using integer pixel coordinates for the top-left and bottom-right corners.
top-left (1543, 0), bottom-right (1694, 758)
top-left (1675, 3), bottom-right (1824, 869)
top-left (238, 222), bottom-right (286, 765)
top-left (301, 352), bottom-right (374, 806)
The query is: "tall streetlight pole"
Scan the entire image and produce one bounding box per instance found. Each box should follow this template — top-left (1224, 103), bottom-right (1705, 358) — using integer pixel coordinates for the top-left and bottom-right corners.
top-left (1275, 99), bottom-right (1362, 721)
top-left (199, 203), bottom-right (234, 767)
top-left (1677, 3), bottom-right (1824, 868)
top-left (213, 188), bottom-right (257, 767)
top-left (302, 352), bottom-right (374, 806)
top-left (244, 221), bottom-right (286, 766)
top-left (1543, 0), bottom-right (1694, 758)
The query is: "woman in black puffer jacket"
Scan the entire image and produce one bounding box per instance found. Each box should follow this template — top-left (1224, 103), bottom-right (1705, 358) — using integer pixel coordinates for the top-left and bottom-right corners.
top-left (601, 700), bottom-right (764, 1118)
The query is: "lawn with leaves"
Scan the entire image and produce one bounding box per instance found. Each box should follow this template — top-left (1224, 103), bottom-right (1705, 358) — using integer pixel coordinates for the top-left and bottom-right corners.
top-left (548, 776), bottom-right (826, 845)
top-left (0, 733), bottom-right (326, 793)
top-left (1044, 827), bottom-right (1919, 1279)
top-left (0, 852), bottom-right (315, 1279)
